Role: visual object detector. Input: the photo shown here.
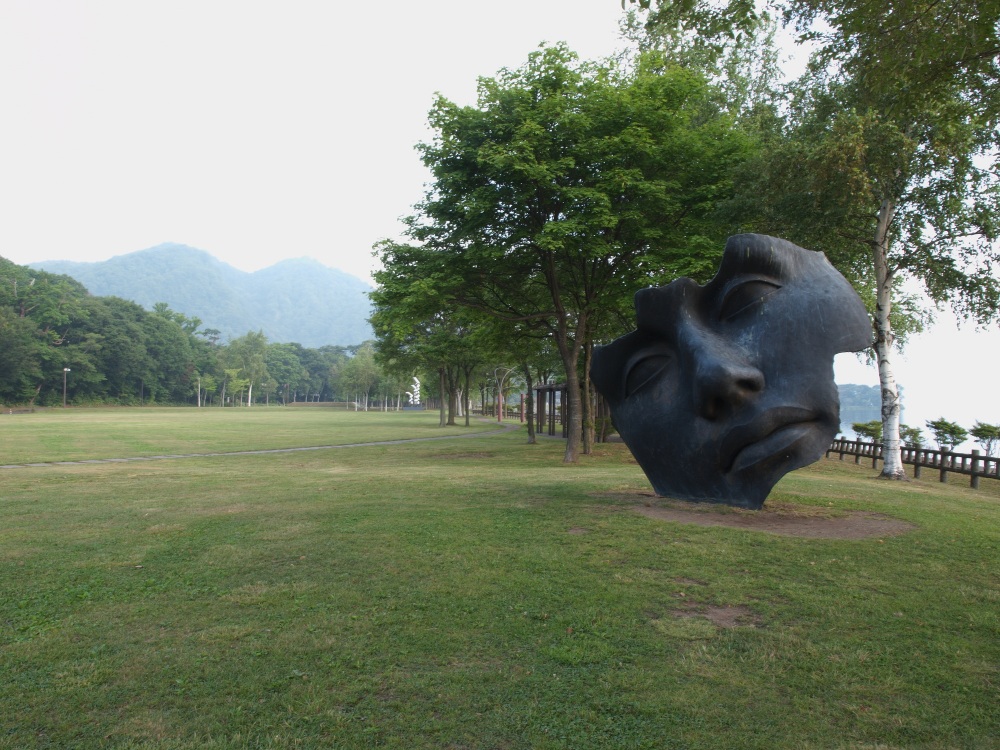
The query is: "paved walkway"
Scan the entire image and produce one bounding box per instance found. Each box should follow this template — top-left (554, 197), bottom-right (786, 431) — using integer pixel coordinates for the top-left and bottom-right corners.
top-left (0, 421), bottom-right (523, 470)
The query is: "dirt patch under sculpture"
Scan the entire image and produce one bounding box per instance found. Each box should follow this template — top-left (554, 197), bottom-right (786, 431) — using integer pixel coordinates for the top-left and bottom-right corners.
top-left (618, 494), bottom-right (915, 540)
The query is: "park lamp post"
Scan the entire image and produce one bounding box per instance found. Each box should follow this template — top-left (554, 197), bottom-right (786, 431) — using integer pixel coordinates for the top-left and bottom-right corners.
top-left (63, 367), bottom-right (71, 407)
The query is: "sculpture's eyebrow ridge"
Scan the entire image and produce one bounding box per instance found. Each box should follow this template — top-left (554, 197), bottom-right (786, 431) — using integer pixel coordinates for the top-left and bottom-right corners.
top-left (715, 239), bottom-right (788, 283)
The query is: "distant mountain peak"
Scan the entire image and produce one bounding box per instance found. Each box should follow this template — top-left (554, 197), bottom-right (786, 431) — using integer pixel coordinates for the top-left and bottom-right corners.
top-left (31, 247), bottom-right (372, 347)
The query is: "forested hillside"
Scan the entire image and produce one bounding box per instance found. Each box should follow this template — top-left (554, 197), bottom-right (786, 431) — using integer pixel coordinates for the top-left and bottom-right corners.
top-left (1, 254), bottom-right (390, 407)
top-left (34, 244), bottom-right (372, 347)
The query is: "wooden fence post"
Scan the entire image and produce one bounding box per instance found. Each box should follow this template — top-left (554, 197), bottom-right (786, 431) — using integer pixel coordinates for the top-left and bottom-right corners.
top-left (940, 448), bottom-right (950, 483)
top-left (971, 449), bottom-right (981, 490)
top-left (913, 449), bottom-right (922, 479)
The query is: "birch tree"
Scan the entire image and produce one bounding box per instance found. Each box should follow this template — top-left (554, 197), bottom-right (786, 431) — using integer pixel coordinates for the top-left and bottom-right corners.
top-left (224, 330), bottom-right (269, 406)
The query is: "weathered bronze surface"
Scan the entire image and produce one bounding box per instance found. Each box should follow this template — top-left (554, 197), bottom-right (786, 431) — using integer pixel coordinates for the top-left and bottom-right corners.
top-left (591, 234), bottom-right (871, 509)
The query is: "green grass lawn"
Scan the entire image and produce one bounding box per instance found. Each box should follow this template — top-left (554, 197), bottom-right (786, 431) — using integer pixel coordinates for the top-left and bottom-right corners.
top-left (0, 407), bottom-right (489, 465)
top-left (1, 409), bottom-right (997, 749)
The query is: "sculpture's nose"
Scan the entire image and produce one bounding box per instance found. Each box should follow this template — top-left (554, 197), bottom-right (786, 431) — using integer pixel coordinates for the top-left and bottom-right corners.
top-left (679, 321), bottom-right (764, 421)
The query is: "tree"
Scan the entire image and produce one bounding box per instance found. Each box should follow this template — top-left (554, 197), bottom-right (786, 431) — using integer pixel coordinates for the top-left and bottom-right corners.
top-left (0, 307), bottom-right (42, 403)
top-left (140, 313), bottom-right (196, 403)
top-left (80, 296), bottom-right (151, 403)
top-left (341, 341), bottom-right (381, 411)
top-left (852, 420), bottom-right (882, 443)
top-left (899, 424), bottom-right (924, 449)
top-left (925, 418), bottom-right (969, 452)
top-left (370, 241), bottom-right (501, 428)
top-left (630, 1), bottom-right (1000, 481)
top-left (0, 258), bottom-right (93, 405)
top-left (265, 343), bottom-right (309, 405)
top-left (222, 368), bottom-right (250, 406)
top-left (970, 421), bottom-right (1000, 457)
top-left (224, 331), bottom-right (269, 406)
top-left (401, 44), bottom-right (754, 461)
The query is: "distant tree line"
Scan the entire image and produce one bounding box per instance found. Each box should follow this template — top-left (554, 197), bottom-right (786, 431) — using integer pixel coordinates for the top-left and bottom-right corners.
top-left (0, 256), bottom-right (393, 408)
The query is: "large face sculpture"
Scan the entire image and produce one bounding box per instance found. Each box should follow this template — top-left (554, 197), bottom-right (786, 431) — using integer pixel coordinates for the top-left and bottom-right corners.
top-left (591, 234), bottom-right (872, 509)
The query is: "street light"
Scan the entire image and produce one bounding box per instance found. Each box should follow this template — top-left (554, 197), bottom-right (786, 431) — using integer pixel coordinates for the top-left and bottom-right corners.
top-left (63, 368), bottom-right (71, 407)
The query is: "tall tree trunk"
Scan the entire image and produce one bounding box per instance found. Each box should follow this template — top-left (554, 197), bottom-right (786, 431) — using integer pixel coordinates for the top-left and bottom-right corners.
top-left (446, 367), bottom-right (458, 425)
top-left (247, 382), bottom-right (253, 407)
top-left (874, 198), bottom-right (906, 479)
top-left (438, 367), bottom-right (447, 427)
top-left (582, 340), bottom-right (595, 455)
top-left (562, 359), bottom-right (583, 463)
top-left (463, 368), bottom-right (472, 427)
top-left (554, 314), bottom-right (586, 463)
top-left (522, 362), bottom-right (536, 444)
top-left (543, 251), bottom-right (585, 463)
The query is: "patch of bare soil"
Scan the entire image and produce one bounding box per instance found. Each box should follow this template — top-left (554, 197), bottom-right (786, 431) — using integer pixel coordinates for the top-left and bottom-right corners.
top-left (614, 493), bottom-right (915, 539)
top-left (672, 603), bottom-right (761, 629)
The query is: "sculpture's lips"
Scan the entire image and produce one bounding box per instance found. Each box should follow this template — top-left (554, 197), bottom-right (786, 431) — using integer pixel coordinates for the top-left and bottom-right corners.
top-left (722, 408), bottom-right (821, 473)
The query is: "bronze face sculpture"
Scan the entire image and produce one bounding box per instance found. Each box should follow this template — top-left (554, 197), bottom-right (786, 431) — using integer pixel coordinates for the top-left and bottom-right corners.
top-left (591, 234), bottom-right (872, 509)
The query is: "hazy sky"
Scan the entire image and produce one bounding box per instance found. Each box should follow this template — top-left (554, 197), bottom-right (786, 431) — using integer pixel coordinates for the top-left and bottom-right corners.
top-left (2, 0), bottom-right (999, 439)
top-left (0, 0), bottom-right (628, 281)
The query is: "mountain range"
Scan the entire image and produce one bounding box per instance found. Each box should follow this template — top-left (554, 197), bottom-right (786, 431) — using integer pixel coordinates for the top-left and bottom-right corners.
top-left (32, 244), bottom-right (373, 348)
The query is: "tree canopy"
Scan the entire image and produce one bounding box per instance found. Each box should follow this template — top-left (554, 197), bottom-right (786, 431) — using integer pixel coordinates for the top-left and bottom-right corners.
top-left (381, 43), bottom-right (755, 460)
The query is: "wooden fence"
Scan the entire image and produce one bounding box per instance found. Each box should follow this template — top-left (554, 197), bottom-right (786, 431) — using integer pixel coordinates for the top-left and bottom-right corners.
top-left (826, 437), bottom-right (1000, 489)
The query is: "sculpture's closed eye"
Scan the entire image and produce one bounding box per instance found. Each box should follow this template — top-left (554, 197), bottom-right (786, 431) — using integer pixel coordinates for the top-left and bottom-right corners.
top-left (719, 279), bottom-right (781, 320)
top-left (624, 348), bottom-right (672, 398)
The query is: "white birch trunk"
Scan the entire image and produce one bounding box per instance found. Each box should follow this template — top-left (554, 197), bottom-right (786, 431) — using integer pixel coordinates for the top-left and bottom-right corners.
top-left (873, 198), bottom-right (906, 478)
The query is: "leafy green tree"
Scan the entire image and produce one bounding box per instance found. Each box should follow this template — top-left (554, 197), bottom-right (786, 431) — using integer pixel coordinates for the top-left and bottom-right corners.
top-left (314, 346), bottom-right (352, 401)
top-left (76, 297), bottom-right (150, 403)
top-left (852, 420), bottom-right (882, 443)
top-left (198, 372), bottom-right (219, 407)
top-left (0, 307), bottom-right (42, 403)
top-left (899, 424), bottom-right (924, 450)
top-left (925, 418), bottom-right (969, 452)
top-left (341, 341), bottom-right (381, 411)
top-left (970, 421), bottom-right (1000, 457)
top-left (139, 314), bottom-right (195, 403)
top-left (152, 302), bottom-right (202, 334)
top-left (400, 44), bottom-right (754, 461)
top-left (222, 368), bottom-right (250, 406)
top-left (0, 258), bottom-right (92, 404)
top-left (224, 331), bottom-right (269, 406)
top-left (370, 242), bottom-right (496, 427)
top-left (265, 343), bottom-right (309, 404)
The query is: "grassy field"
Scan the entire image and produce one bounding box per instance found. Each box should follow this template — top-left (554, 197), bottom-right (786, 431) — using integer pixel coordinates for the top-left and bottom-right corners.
top-left (0, 407), bottom-right (488, 465)
top-left (1, 409), bottom-right (998, 749)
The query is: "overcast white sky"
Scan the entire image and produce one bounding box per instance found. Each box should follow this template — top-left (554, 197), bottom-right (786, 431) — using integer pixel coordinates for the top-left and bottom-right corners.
top-left (2, 0), bottom-right (999, 439)
top-left (0, 0), bottom-right (629, 282)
